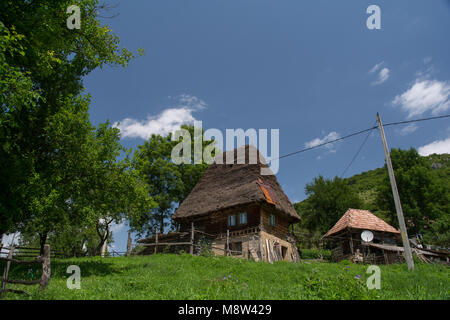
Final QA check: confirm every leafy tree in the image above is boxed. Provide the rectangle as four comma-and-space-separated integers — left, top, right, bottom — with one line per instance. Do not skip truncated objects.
83, 123, 155, 255
19, 221, 111, 258
376, 148, 449, 245
296, 176, 363, 237
0, 21, 41, 235
17, 96, 97, 252
131, 125, 215, 236
17, 117, 155, 254
0, 1, 145, 251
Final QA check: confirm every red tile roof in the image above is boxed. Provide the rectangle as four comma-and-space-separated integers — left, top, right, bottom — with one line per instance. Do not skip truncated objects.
323, 209, 400, 238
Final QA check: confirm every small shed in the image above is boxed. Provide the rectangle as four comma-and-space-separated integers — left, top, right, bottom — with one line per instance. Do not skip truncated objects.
322, 209, 403, 264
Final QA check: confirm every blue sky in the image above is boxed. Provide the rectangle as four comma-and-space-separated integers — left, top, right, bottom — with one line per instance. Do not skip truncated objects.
78, 0, 450, 252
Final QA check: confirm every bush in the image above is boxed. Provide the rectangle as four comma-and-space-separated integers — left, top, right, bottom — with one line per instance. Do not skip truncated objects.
300, 248, 331, 260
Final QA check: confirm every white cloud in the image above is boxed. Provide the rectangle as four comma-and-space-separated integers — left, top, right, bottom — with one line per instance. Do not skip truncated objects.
369, 62, 384, 74
114, 95, 206, 140
418, 136, 450, 156
305, 131, 341, 153
372, 68, 390, 85
392, 79, 450, 118
110, 222, 125, 233
369, 62, 390, 85
396, 123, 418, 136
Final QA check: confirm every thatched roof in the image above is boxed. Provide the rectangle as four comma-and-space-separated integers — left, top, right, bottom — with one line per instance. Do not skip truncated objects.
172, 145, 300, 221
323, 209, 400, 238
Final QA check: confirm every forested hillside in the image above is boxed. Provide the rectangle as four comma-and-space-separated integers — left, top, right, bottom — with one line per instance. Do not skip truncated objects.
294, 151, 449, 248
346, 153, 449, 210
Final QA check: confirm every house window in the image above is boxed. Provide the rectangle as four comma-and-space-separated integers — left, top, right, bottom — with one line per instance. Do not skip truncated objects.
228, 215, 236, 227
239, 212, 247, 225
269, 214, 276, 226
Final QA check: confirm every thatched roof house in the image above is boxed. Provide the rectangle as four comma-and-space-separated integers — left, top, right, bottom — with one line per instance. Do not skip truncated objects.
173, 145, 299, 222
171, 145, 301, 262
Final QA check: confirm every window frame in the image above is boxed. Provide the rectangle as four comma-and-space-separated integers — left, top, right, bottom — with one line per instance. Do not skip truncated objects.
228, 214, 236, 227
238, 212, 247, 225
269, 214, 276, 227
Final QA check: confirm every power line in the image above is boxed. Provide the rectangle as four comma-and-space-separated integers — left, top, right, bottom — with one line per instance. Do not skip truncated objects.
277, 126, 376, 160
383, 114, 450, 127
340, 120, 377, 178
276, 114, 450, 161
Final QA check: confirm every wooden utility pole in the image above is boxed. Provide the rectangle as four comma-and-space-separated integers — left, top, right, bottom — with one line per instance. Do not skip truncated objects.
377, 113, 414, 271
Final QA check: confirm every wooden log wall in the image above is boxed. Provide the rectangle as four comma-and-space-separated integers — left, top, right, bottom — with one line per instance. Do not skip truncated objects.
178, 204, 261, 235
259, 207, 290, 240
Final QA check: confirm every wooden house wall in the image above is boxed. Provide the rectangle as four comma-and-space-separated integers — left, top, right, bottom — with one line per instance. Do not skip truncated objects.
328, 229, 404, 264
206, 205, 260, 234
330, 229, 401, 256
176, 204, 293, 242
178, 204, 261, 235
211, 231, 299, 262
260, 206, 290, 240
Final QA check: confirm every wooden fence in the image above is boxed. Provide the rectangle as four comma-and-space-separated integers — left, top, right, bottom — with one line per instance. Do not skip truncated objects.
136, 224, 244, 256
0, 245, 51, 296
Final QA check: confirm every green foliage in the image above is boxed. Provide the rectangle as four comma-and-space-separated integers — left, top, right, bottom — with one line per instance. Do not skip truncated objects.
300, 249, 331, 260
376, 148, 449, 246
294, 150, 449, 248
292, 223, 324, 249
1, 255, 448, 300
0, 1, 151, 252
19, 222, 110, 257
295, 175, 363, 238
131, 125, 215, 235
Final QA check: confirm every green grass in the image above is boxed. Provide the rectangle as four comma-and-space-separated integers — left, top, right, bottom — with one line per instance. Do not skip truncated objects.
1, 254, 449, 300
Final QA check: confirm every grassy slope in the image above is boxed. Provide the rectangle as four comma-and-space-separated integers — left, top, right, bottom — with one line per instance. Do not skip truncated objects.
2, 254, 449, 300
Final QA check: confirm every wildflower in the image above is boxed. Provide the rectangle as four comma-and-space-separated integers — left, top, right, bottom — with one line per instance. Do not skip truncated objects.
356, 275, 361, 280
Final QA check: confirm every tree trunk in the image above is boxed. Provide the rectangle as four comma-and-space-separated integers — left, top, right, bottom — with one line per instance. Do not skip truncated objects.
160, 213, 164, 234
39, 231, 48, 255
96, 225, 110, 256
126, 231, 132, 257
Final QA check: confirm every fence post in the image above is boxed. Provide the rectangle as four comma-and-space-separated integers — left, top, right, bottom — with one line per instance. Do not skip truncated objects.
40, 244, 50, 288
154, 228, 159, 254
1, 245, 15, 292
226, 229, 230, 256
190, 222, 194, 255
